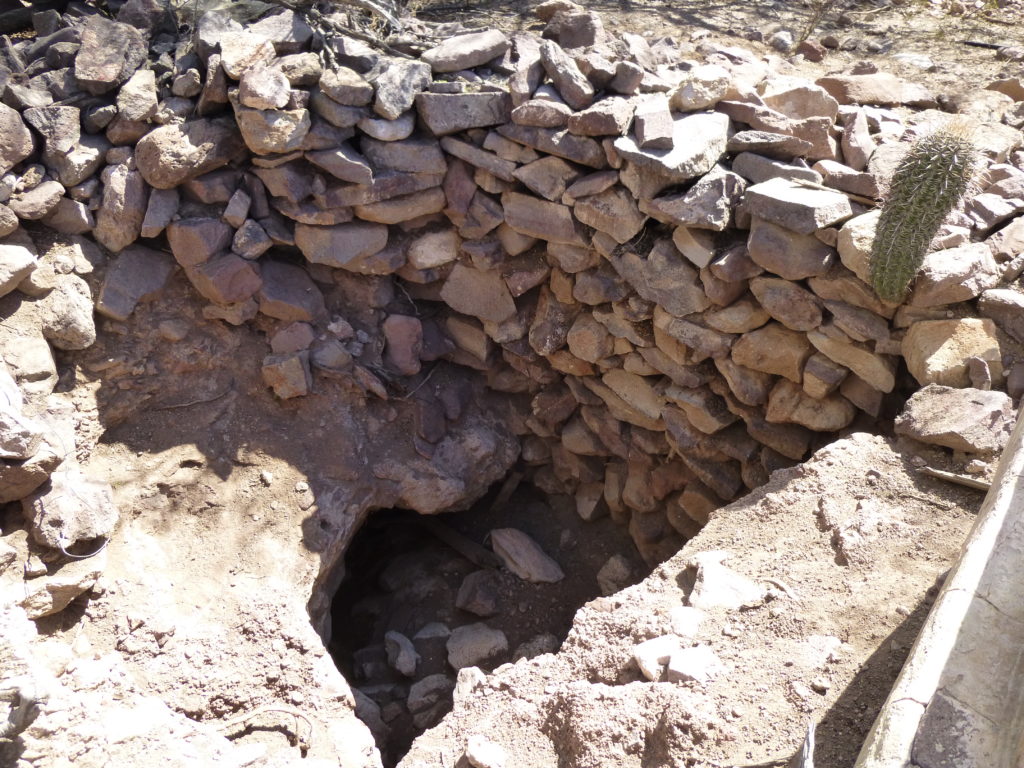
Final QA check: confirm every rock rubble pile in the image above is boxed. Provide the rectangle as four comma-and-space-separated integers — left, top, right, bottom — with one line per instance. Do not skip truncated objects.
3, 0, 1024, 569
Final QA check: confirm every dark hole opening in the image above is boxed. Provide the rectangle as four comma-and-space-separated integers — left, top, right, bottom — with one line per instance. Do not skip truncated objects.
328, 478, 650, 767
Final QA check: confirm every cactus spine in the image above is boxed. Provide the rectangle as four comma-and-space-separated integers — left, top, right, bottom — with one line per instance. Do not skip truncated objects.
869, 122, 980, 303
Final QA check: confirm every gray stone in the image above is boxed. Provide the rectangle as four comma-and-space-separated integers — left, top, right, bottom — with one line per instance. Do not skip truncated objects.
39, 197, 91, 235
669, 64, 730, 111
446, 623, 508, 670
7, 181, 65, 221
0, 204, 17, 238
319, 66, 373, 106
223, 189, 251, 228
642, 166, 745, 232
539, 40, 594, 110
766, 378, 856, 432
246, 7, 312, 53
497, 123, 606, 168
36, 273, 96, 350
511, 99, 572, 128
25, 465, 118, 549
566, 97, 634, 137
43, 134, 107, 188
726, 130, 813, 159
219, 30, 276, 79
22, 106, 79, 154
633, 94, 673, 150
0, 232, 37, 297
382, 314, 423, 376
613, 112, 730, 197
374, 59, 432, 120
807, 329, 896, 393
979, 288, 1024, 344
232, 219, 273, 260
816, 73, 936, 107
309, 90, 365, 128
512, 154, 577, 199
732, 322, 812, 382
731, 152, 823, 185
96, 244, 174, 320
910, 243, 1000, 307
502, 191, 584, 245
362, 136, 446, 174
609, 238, 710, 317
239, 66, 291, 110
748, 217, 835, 280
94, 166, 147, 252
74, 15, 146, 94
573, 186, 646, 244
354, 187, 445, 224
407, 673, 454, 717
358, 111, 416, 141
117, 68, 158, 121
0, 401, 43, 461
895, 384, 1014, 453
384, 630, 420, 677
903, 318, 1002, 388
422, 29, 510, 73
745, 177, 853, 234
416, 92, 512, 136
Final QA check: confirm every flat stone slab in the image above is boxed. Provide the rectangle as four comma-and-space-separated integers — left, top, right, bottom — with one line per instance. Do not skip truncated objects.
502, 191, 586, 246
895, 384, 1015, 453
421, 29, 510, 73
416, 92, 512, 136
96, 245, 175, 321
613, 112, 730, 193
744, 176, 853, 235
295, 221, 389, 270
440, 263, 517, 324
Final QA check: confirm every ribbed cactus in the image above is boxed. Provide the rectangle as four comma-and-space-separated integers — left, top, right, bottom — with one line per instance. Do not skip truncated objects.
869, 122, 980, 303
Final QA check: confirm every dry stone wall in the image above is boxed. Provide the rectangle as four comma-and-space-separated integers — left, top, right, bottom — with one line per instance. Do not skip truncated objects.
2, 0, 1024, 566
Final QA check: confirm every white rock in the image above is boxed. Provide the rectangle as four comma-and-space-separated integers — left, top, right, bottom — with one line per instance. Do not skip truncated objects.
686, 551, 765, 611
669, 64, 731, 111
666, 645, 725, 685
466, 733, 508, 768
670, 606, 706, 638
632, 634, 681, 681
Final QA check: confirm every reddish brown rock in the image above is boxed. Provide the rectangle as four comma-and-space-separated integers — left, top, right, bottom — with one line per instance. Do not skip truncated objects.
383, 315, 424, 376
186, 253, 262, 305
258, 260, 325, 323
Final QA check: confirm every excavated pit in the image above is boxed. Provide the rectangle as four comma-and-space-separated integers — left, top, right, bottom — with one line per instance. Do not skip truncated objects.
328, 479, 649, 766
3, 2, 1024, 767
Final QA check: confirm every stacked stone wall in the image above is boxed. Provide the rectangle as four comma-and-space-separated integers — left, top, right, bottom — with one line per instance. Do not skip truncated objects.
3, 0, 1024, 564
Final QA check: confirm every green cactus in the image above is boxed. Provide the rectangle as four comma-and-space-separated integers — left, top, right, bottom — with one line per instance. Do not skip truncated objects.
869, 122, 980, 303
